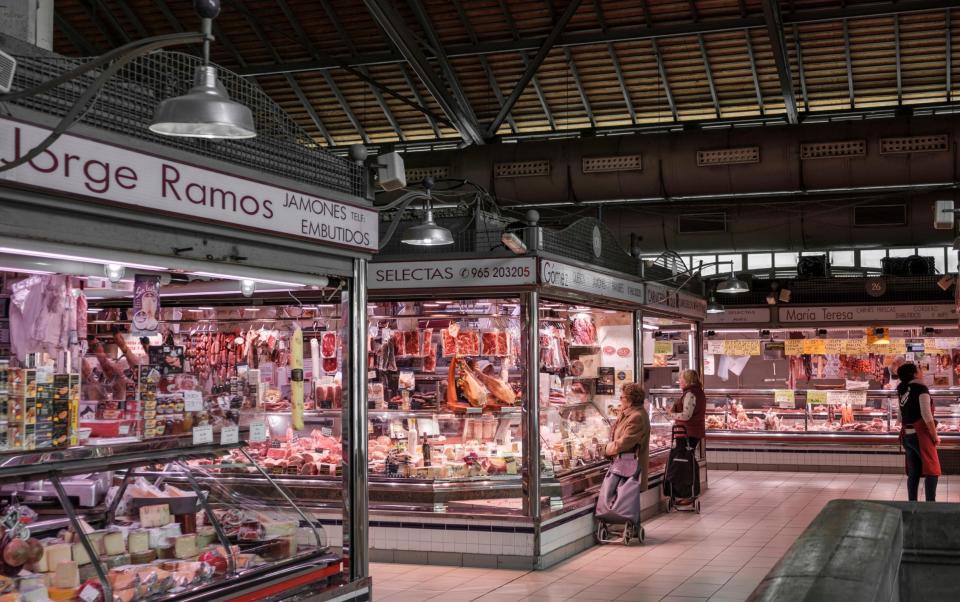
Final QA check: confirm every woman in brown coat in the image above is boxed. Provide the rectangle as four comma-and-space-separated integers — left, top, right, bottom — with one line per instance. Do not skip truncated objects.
604, 383, 651, 489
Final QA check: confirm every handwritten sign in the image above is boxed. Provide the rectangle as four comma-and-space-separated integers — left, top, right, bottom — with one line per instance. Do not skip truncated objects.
842, 339, 867, 354
248, 420, 267, 443
802, 339, 826, 355
654, 341, 674, 355
183, 390, 203, 412
823, 339, 843, 355
705, 340, 725, 355
827, 390, 868, 407
724, 340, 761, 356
192, 424, 213, 445
220, 425, 239, 445
774, 390, 795, 409
784, 340, 804, 356
806, 390, 828, 404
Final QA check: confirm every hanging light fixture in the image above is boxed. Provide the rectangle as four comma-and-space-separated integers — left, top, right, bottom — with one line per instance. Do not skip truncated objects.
149, 1, 255, 139
240, 279, 256, 297
401, 196, 454, 246
706, 296, 725, 314
716, 270, 749, 294
103, 263, 125, 283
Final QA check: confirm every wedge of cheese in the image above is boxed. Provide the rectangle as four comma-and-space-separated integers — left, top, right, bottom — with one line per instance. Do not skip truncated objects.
45, 543, 72, 570
173, 535, 197, 560
52, 561, 79, 589
71, 542, 91, 566
127, 530, 149, 555
139, 504, 171, 528
103, 531, 125, 556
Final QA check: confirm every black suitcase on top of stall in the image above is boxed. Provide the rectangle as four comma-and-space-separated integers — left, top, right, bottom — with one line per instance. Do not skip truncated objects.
662, 443, 700, 499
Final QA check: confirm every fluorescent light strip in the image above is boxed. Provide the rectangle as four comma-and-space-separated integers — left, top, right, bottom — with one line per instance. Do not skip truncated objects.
158, 288, 293, 297
0, 247, 168, 271
0, 265, 55, 275
191, 271, 307, 288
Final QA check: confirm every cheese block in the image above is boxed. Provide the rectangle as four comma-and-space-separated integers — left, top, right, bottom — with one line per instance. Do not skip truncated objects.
45, 543, 72, 570
262, 520, 297, 539
195, 526, 216, 548
173, 535, 197, 559
47, 586, 77, 602
139, 504, 171, 528
86, 532, 106, 556
71, 542, 91, 565
147, 527, 166, 549
102, 554, 130, 570
156, 544, 175, 560
127, 530, 149, 555
21, 585, 49, 602
103, 531, 125, 556
52, 560, 80, 589
129, 550, 157, 564
28, 545, 49, 573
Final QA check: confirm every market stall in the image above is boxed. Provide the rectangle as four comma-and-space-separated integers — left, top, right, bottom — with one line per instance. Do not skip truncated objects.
0, 61, 375, 600
654, 291, 960, 474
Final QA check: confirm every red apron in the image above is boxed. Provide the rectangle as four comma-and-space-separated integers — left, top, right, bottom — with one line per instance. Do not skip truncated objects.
901, 420, 942, 477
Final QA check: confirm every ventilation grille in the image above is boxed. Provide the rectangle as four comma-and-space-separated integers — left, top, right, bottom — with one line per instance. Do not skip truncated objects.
879, 135, 949, 154
854, 204, 907, 226
697, 146, 760, 166
0, 50, 14, 94
800, 140, 866, 160
678, 212, 726, 233
582, 154, 642, 173
405, 166, 449, 182
495, 160, 551, 178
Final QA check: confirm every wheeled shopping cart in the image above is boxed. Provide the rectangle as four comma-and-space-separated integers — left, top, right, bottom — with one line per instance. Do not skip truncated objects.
594, 447, 645, 545
663, 425, 701, 514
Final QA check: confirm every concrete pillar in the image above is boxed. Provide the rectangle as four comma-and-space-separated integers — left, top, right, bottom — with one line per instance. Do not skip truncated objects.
0, 1, 54, 51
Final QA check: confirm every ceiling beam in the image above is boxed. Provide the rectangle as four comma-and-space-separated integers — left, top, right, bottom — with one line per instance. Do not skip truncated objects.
236, 0, 960, 77
894, 15, 902, 104
486, 0, 583, 138
87, 0, 131, 44
947, 9, 953, 102
564, 48, 595, 128
842, 19, 856, 109
697, 34, 721, 119
451, 0, 518, 134
496, 0, 556, 133
744, 30, 765, 115
400, 64, 442, 139
408, 0, 480, 135
54, 12, 98, 55
596, 2, 636, 125
151, 0, 184, 32
362, 0, 485, 145
762, 0, 799, 124
287, 74, 336, 146
113, 1, 149, 39
651, 39, 678, 122
321, 71, 370, 144
793, 24, 809, 111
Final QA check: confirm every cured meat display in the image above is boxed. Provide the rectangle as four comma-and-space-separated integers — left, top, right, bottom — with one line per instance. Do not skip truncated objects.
441, 329, 457, 357
455, 331, 480, 356
570, 315, 597, 346
320, 332, 338, 358
403, 330, 421, 357
481, 331, 498, 356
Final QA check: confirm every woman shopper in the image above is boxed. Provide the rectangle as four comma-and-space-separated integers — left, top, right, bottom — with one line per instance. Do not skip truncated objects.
670, 369, 707, 452
897, 363, 941, 501
604, 383, 650, 489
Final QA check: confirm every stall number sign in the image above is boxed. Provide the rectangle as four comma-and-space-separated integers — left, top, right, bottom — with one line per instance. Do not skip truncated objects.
774, 390, 795, 409
0, 117, 378, 251
368, 258, 536, 289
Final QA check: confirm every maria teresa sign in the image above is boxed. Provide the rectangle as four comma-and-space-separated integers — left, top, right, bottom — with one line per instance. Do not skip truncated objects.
0, 118, 378, 252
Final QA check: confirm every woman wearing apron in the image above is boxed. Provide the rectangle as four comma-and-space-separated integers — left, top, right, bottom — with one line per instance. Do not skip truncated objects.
897, 363, 940, 501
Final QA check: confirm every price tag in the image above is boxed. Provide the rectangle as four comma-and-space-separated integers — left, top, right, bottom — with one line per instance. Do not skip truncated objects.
653, 341, 673, 355
802, 339, 826, 355
827, 390, 868, 407
79, 584, 100, 602
705, 340, 725, 355
784, 340, 804, 356
723, 340, 761, 356
842, 339, 867, 354
220, 425, 239, 445
249, 420, 267, 442
183, 390, 204, 412
192, 425, 213, 445
774, 390, 795, 409
321, 426, 333, 437
823, 339, 843, 355
549, 496, 563, 510
432, 503, 447, 513
466, 407, 482, 414
806, 390, 828, 404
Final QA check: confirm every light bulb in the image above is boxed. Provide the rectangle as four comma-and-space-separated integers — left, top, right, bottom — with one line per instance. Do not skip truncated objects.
240, 279, 256, 297
104, 263, 125, 283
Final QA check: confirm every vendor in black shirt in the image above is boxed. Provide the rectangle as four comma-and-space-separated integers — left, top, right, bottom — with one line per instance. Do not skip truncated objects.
897, 363, 941, 502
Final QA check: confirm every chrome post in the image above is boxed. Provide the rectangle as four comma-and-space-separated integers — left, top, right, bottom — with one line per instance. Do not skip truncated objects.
522, 291, 541, 523
346, 258, 370, 581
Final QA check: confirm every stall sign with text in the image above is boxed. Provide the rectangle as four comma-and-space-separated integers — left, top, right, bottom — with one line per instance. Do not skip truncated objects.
779, 304, 956, 324
0, 117, 377, 251
368, 257, 537, 290
539, 259, 646, 305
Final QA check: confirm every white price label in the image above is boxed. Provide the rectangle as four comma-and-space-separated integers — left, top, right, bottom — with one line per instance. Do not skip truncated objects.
183, 390, 204, 412
249, 420, 267, 442
320, 426, 332, 437
220, 425, 239, 445
192, 425, 214, 445
79, 585, 100, 602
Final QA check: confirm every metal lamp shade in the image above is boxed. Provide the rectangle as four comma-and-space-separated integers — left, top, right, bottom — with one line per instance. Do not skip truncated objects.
716, 273, 749, 294
401, 209, 454, 246
706, 297, 725, 314
150, 66, 256, 139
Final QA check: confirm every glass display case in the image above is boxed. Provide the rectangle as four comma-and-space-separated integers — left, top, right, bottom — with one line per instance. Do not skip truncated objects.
0, 440, 341, 602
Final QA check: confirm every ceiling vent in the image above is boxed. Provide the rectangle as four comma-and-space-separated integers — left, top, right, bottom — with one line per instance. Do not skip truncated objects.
582, 154, 642, 173
696, 146, 760, 166
405, 166, 449, 182
800, 140, 866, 160
854, 204, 907, 227
494, 159, 551, 178
879, 134, 949, 155
678, 212, 727, 233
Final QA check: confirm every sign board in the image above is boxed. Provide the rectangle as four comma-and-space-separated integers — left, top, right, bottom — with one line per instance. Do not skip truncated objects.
644, 282, 707, 320
826, 390, 868, 407
723, 340, 762, 356
774, 390, 795, 409
368, 257, 536, 290
540, 259, 646, 305
806, 390, 828, 404
653, 341, 673, 355
0, 118, 378, 251
779, 304, 956, 324
705, 307, 771, 325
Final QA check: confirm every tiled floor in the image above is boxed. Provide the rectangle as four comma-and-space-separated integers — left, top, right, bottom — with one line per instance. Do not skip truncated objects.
371, 470, 960, 601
